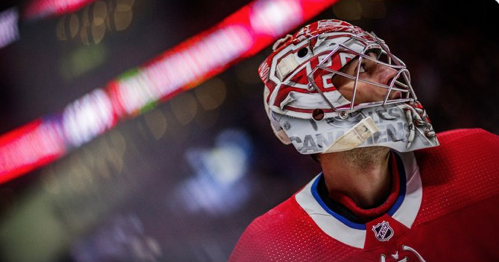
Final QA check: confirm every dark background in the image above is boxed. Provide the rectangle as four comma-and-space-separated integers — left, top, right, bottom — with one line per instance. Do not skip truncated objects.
0, 0, 497, 261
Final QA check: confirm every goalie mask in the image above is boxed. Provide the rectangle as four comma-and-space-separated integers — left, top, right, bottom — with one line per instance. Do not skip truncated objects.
259, 19, 439, 154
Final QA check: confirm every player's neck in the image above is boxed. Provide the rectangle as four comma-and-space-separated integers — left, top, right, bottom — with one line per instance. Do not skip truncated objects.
319, 147, 392, 209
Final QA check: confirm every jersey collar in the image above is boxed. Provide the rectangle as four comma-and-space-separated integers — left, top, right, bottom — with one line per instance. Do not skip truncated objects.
295, 151, 422, 248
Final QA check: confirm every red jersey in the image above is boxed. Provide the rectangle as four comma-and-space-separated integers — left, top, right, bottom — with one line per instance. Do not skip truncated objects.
230, 129, 499, 262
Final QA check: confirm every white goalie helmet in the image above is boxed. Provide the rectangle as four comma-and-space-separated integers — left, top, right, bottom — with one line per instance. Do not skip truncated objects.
259, 19, 439, 154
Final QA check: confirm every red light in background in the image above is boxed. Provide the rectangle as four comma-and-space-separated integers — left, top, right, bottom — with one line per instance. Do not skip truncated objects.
24, 0, 98, 20
0, 0, 340, 184
0, 120, 66, 184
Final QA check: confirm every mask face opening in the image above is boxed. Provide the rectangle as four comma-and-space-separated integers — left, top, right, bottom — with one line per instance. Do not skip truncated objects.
307, 35, 416, 112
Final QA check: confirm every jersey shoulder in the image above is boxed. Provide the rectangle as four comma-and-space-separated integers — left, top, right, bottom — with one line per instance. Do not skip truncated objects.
230, 191, 354, 261
434, 128, 499, 145
415, 128, 499, 172
229, 196, 301, 261
413, 128, 499, 225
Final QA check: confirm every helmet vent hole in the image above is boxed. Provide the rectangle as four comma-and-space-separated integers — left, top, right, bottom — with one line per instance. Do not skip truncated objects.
312, 109, 325, 121
297, 48, 309, 58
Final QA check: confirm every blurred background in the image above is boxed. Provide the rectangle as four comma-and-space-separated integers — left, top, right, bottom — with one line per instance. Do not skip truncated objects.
0, 0, 497, 261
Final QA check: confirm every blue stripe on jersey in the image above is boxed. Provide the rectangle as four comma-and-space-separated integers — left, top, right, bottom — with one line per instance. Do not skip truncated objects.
311, 174, 367, 230
310, 151, 407, 230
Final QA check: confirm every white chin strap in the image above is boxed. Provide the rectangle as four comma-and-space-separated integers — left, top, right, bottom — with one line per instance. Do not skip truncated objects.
323, 117, 379, 153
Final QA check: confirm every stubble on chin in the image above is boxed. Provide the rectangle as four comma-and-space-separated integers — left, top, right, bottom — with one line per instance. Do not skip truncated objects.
339, 146, 390, 170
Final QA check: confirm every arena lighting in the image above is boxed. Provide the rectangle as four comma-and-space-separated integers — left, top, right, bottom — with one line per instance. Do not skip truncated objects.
0, 119, 66, 184
24, 0, 98, 20
0, 8, 20, 49
0, 0, 340, 184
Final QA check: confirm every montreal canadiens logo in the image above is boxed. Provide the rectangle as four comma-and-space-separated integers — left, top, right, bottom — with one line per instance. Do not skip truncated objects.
372, 221, 394, 242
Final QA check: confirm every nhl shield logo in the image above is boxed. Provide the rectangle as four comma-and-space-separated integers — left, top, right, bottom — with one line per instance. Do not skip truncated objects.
372, 221, 394, 242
